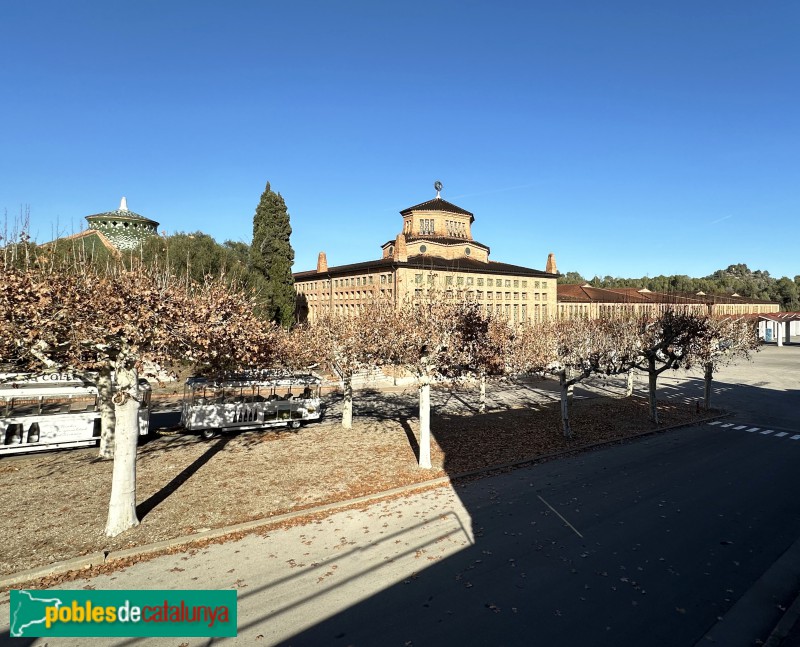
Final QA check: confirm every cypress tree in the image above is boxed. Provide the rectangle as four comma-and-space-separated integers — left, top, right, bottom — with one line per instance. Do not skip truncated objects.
250, 182, 296, 326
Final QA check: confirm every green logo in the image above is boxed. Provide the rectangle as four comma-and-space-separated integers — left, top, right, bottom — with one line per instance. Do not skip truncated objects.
9, 590, 237, 637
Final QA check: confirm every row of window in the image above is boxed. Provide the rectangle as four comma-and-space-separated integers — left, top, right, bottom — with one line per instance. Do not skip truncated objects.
411, 288, 548, 301
415, 275, 546, 289
297, 275, 394, 292
556, 303, 708, 317
444, 220, 467, 238
299, 275, 550, 293
304, 290, 393, 301
306, 302, 550, 322
419, 218, 435, 235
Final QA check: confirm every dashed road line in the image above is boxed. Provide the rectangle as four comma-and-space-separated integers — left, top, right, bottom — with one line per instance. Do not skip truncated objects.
712, 421, 800, 442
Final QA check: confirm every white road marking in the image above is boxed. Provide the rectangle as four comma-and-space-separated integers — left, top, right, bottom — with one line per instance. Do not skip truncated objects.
745, 427, 760, 432
538, 495, 584, 539
791, 435, 800, 440
720, 423, 734, 428
775, 432, 789, 438
733, 425, 747, 430
708, 421, 722, 426
760, 430, 774, 435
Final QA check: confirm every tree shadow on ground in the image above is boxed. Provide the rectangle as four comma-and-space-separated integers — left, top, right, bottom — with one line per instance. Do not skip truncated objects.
136, 434, 231, 520
265, 377, 800, 647
6, 371, 799, 645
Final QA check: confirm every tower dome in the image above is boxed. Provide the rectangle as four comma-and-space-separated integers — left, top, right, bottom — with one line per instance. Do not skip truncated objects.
85, 197, 160, 251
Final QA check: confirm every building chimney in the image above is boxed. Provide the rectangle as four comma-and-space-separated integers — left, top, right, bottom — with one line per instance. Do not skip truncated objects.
546, 252, 558, 274
393, 233, 408, 262
316, 251, 328, 273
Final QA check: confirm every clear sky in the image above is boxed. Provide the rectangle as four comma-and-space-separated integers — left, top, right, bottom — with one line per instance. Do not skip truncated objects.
2, 1, 798, 281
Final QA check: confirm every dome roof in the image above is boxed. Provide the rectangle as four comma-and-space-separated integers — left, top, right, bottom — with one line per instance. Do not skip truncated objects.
86, 197, 159, 227
400, 196, 474, 222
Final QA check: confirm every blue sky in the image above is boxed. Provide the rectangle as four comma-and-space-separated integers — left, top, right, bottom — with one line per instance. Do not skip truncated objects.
1, 2, 798, 281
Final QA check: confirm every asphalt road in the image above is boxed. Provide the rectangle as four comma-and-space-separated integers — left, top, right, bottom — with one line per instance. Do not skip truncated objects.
2, 345, 798, 646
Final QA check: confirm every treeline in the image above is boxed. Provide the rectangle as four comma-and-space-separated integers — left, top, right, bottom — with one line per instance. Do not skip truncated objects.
558, 264, 800, 311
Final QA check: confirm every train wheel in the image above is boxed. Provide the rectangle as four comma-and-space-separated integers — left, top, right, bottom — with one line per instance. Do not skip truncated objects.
200, 428, 218, 440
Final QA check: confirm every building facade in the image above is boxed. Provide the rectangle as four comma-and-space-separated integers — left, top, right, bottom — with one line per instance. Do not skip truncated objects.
294, 190, 559, 323
556, 284, 780, 318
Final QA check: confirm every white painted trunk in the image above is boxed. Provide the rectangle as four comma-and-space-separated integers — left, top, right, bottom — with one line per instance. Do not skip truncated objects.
97, 369, 115, 459
479, 373, 486, 414
342, 376, 353, 429
625, 369, 634, 397
419, 381, 432, 469
559, 371, 572, 439
105, 366, 140, 537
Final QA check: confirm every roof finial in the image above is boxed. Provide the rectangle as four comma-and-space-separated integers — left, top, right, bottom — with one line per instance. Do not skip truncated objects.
119, 196, 128, 212
434, 180, 442, 199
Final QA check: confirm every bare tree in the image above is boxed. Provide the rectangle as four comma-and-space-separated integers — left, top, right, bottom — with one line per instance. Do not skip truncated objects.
691, 316, 760, 410
445, 303, 511, 414
388, 296, 465, 469
630, 309, 711, 423
313, 300, 396, 428
1, 256, 273, 536
547, 317, 640, 438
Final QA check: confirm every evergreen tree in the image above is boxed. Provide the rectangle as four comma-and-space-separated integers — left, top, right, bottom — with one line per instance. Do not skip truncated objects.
250, 182, 296, 326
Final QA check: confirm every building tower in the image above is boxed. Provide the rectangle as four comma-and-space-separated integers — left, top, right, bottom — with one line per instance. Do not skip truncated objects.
85, 197, 160, 251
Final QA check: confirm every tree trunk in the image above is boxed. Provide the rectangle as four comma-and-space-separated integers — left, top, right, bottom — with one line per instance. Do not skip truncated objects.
479, 373, 486, 414
625, 369, 634, 398
105, 366, 140, 537
648, 358, 659, 424
97, 368, 115, 459
419, 379, 432, 468
703, 363, 713, 410
565, 367, 574, 406
559, 370, 573, 439
342, 375, 353, 429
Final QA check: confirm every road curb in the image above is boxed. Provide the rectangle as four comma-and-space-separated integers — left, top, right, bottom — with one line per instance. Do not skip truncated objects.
764, 589, 800, 647
0, 411, 727, 591
695, 533, 800, 647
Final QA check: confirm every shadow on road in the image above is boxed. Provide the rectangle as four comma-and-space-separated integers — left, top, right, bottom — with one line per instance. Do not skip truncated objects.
269, 377, 800, 646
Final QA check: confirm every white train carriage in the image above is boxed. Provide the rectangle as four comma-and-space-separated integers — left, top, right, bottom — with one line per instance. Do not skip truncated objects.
181, 372, 323, 439
0, 373, 151, 456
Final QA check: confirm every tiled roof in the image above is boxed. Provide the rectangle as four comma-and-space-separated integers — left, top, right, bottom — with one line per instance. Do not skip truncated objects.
294, 256, 552, 280
86, 208, 158, 225
400, 197, 474, 218
42, 229, 121, 257
557, 284, 781, 306
667, 290, 780, 305
557, 285, 651, 303
382, 235, 490, 251
758, 312, 800, 321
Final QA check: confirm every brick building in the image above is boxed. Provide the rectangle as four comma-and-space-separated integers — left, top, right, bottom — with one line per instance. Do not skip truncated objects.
294, 188, 559, 323
556, 284, 780, 319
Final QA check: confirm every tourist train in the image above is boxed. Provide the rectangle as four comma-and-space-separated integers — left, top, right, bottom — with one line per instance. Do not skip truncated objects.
0, 373, 151, 455
180, 371, 323, 439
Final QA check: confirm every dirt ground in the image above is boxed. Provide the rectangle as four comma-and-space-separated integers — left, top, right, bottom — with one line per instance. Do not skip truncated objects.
0, 392, 717, 578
